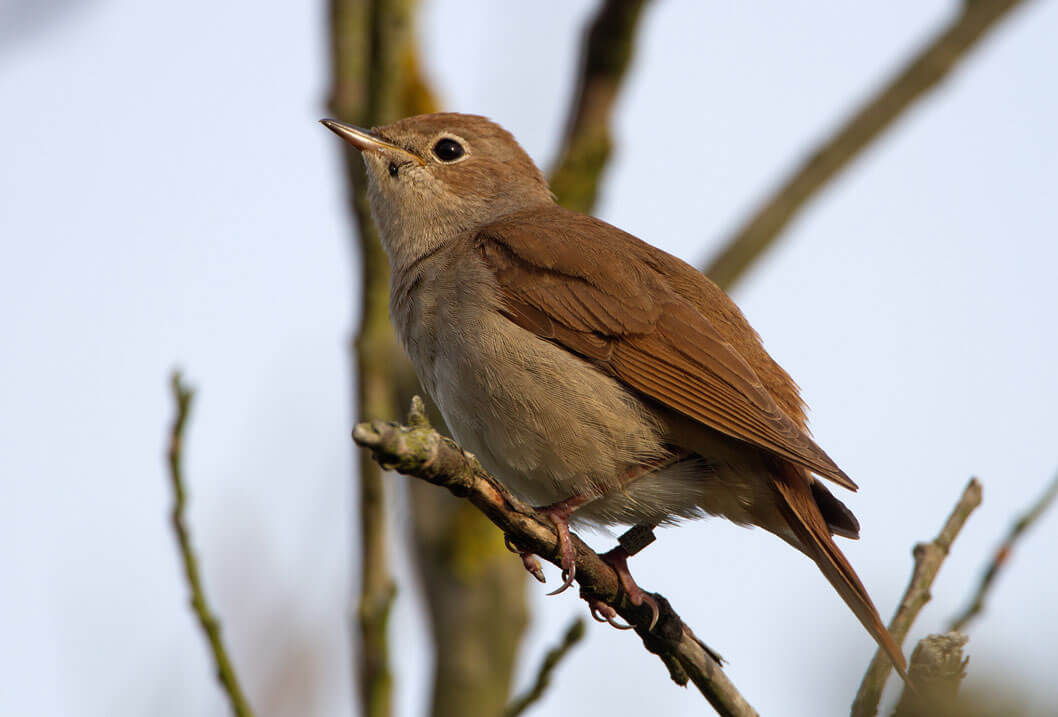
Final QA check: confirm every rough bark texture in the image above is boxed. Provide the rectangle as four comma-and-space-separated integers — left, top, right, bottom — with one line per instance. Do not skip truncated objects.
891, 632, 969, 717
704, 0, 1027, 291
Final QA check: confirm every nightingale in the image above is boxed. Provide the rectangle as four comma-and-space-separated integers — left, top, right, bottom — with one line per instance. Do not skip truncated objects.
322, 112, 907, 678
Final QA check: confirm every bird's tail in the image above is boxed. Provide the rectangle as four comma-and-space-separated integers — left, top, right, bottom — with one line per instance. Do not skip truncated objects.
772, 463, 909, 683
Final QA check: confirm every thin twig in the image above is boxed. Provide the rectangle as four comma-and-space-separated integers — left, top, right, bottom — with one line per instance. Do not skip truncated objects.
504, 618, 587, 717
549, 0, 652, 213
166, 372, 255, 717
851, 478, 982, 717
949, 471, 1058, 633
354, 397, 759, 717
704, 0, 1027, 291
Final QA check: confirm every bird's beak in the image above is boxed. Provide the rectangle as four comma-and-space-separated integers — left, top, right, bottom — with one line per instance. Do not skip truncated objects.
319, 119, 423, 164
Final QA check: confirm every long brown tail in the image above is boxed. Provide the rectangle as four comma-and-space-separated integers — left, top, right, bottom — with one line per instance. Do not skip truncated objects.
772, 463, 909, 682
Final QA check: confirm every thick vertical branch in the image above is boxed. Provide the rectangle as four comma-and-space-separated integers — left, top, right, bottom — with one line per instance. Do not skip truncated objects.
704, 0, 1027, 291
550, 0, 652, 212
329, 4, 532, 716
327, 2, 419, 716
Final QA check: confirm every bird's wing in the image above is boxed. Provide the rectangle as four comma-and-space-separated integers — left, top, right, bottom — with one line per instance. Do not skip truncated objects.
474, 208, 855, 490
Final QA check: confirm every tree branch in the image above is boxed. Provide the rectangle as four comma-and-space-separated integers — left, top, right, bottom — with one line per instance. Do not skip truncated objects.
549, 0, 652, 213
851, 478, 983, 717
704, 0, 1027, 291
328, 1, 434, 715
891, 632, 969, 717
504, 618, 586, 717
949, 470, 1058, 633
353, 397, 759, 717
166, 372, 255, 717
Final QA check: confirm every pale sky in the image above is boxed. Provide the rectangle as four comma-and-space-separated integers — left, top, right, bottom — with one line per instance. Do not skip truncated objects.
2, 1, 1057, 716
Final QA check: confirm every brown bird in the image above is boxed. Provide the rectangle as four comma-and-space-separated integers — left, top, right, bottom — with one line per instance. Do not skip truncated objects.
322, 112, 908, 678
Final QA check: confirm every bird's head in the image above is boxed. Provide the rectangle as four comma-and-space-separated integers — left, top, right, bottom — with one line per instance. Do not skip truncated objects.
322, 113, 553, 268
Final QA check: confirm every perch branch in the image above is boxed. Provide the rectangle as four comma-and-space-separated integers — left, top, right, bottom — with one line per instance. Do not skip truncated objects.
549, 0, 652, 213
851, 478, 982, 717
949, 470, 1058, 632
504, 618, 586, 717
353, 397, 759, 717
704, 0, 1027, 291
166, 372, 255, 717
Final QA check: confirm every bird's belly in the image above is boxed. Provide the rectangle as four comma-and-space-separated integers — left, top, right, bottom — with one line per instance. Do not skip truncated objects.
420, 310, 666, 513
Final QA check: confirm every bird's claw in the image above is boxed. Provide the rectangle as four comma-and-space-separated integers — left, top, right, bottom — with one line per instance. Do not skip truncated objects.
589, 600, 633, 630
504, 534, 547, 583
602, 546, 660, 631
522, 554, 546, 583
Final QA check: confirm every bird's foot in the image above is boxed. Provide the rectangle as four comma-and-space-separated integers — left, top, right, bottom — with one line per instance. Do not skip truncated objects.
587, 598, 633, 630
600, 545, 660, 631
504, 494, 589, 592
503, 535, 545, 583
536, 496, 588, 595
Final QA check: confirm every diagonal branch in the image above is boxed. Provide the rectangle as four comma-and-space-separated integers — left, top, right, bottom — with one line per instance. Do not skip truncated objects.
503, 618, 586, 717
166, 372, 255, 717
949, 470, 1058, 633
851, 478, 982, 717
353, 397, 759, 717
704, 0, 1027, 291
550, 0, 653, 213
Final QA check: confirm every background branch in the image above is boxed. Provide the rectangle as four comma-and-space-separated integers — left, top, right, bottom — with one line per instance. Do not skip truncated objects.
549, 0, 652, 212
166, 372, 254, 717
328, 2, 422, 715
353, 398, 759, 717
329, 3, 534, 715
949, 470, 1058, 633
704, 0, 1026, 291
851, 478, 982, 717
504, 618, 586, 717
891, 632, 969, 717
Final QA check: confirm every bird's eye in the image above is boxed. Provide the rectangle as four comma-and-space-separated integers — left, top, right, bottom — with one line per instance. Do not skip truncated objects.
388, 161, 399, 178
432, 138, 465, 162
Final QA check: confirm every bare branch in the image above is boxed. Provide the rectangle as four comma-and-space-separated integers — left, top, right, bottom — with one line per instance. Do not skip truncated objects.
504, 618, 586, 717
704, 0, 1027, 291
949, 470, 1058, 633
328, 1, 438, 714
166, 372, 255, 717
891, 632, 969, 717
353, 397, 759, 717
851, 479, 982, 717
549, 0, 652, 213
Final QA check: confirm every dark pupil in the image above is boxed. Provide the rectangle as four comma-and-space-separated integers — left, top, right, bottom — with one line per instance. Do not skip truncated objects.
433, 138, 464, 162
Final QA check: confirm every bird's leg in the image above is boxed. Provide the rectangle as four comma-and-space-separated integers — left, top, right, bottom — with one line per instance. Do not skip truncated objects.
586, 524, 662, 631
504, 493, 591, 593
537, 494, 590, 595
508, 452, 691, 597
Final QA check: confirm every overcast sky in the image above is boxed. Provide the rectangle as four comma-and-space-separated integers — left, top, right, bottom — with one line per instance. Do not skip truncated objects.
2, 1, 1057, 716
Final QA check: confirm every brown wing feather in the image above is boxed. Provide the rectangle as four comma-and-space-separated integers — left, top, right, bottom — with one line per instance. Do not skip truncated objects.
475, 207, 856, 491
